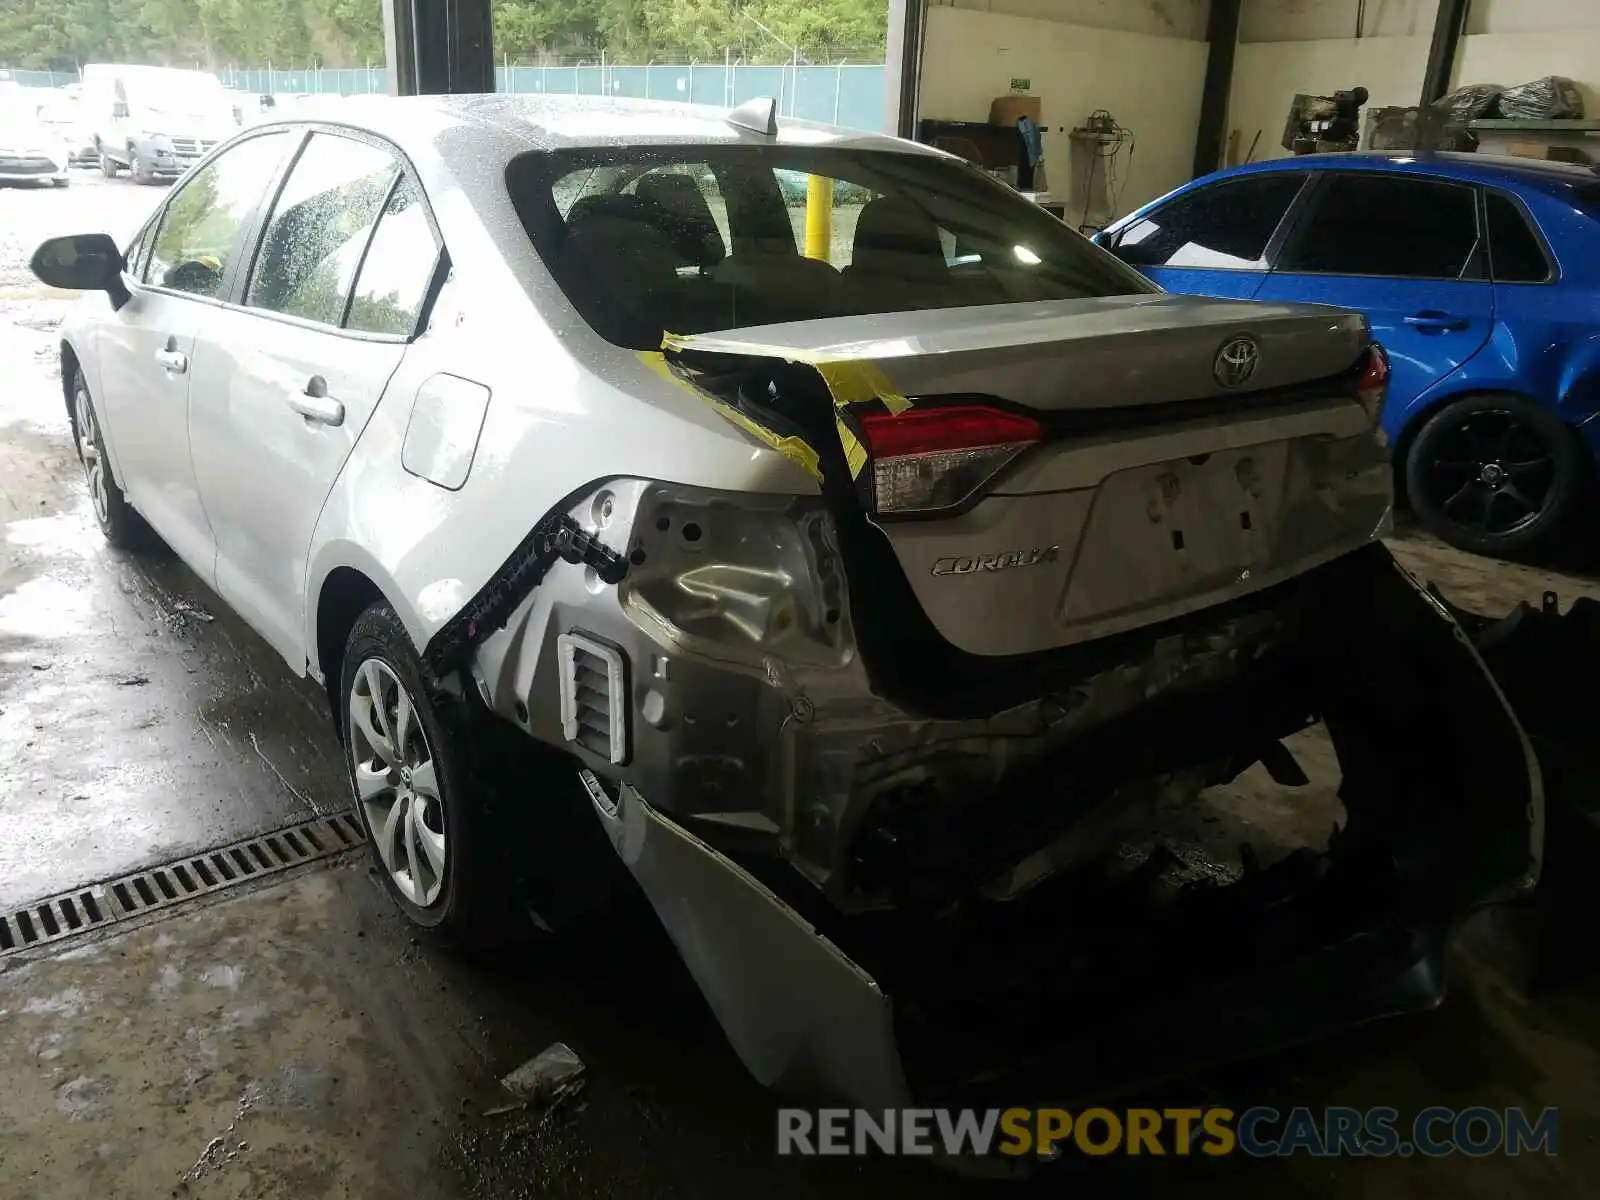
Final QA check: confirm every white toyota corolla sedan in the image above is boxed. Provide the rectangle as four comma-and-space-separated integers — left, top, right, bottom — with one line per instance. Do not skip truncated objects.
31, 94, 1539, 1109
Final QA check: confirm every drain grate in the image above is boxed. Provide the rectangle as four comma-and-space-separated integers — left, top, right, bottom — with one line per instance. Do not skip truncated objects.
0, 811, 366, 958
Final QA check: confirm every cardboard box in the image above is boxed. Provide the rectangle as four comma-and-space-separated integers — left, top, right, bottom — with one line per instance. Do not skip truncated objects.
989, 94, 1041, 128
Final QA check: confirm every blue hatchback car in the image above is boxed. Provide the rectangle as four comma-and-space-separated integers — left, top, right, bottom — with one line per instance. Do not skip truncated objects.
1093, 152, 1600, 556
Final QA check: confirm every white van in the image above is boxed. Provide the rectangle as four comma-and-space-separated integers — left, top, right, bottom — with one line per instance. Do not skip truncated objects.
81, 63, 240, 183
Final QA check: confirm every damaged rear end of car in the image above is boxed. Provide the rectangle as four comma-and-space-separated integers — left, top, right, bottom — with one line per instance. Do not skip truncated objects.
430, 135, 1543, 1117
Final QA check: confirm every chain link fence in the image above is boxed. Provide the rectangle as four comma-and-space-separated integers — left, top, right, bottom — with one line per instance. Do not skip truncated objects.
5, 59, 889, 132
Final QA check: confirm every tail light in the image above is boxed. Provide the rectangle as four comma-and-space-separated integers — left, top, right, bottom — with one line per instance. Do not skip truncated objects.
1356, 343, 1390, 423
856, 403, 1041, 517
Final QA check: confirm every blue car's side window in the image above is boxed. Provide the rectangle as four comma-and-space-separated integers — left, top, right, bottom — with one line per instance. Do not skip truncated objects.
1107, 174, 1305, 271
1276, 174, 1478, 280
1483, 190, 1553, 283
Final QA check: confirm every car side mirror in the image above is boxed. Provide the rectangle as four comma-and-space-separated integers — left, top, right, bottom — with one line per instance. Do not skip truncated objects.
112, 100, 129, 118
30, 234, 132, 310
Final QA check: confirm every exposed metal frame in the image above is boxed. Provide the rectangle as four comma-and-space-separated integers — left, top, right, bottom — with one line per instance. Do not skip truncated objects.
1192, 0, 1242, 179
383, 0, 495, 97
1420, 0, 1470, 106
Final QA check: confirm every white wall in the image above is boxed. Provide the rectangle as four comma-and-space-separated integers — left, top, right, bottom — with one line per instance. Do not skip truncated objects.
1241, 0, 1434, 42
1229, 0, 1600, 163
918, 6, 1209, 224
1468, 0, 1600, 35
930, 0, 1210, 41
1228, 35, 1431, 161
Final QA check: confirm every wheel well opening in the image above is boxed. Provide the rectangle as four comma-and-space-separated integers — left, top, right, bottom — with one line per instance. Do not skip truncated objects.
316, 567, 386, 719
61, 342, 80, 432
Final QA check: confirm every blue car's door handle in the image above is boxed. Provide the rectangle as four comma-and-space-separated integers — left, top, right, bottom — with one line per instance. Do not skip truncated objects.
1403, 311, 1471, 331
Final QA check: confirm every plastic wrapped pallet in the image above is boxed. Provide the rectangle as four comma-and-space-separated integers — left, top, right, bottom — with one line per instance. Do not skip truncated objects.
1497, 77, 1585, 121
1431, 83, 1504, 123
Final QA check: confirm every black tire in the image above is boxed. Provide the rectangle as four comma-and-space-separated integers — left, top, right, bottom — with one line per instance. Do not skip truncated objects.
1404, 392, 1586, 557
98, 147, 119, 178
129, 144, 156, 185
337, 602, 611, 951
70, 369, 151, 551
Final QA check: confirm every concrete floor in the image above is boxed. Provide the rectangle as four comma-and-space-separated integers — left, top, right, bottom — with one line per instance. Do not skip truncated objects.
3, 172, 1599, 1198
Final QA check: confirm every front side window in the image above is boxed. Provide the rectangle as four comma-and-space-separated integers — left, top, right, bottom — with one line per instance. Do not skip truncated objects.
1278, 173, 1479, 279
1111, 174, 1306, 270
245, 133, 400, 327
510, 146, 1155, 350
148, 131, 294, 297
124, 219, 156, 281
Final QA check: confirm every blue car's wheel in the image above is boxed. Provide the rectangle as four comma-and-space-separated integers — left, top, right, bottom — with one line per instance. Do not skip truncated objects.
1405, 392, 1585, 557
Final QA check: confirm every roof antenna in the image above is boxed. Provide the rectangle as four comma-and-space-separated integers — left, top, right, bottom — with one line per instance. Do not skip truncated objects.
725, 96, 778, 137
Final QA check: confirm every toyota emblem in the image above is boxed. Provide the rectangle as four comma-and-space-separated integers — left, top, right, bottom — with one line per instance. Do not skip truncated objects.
1213, 334, 1260, 389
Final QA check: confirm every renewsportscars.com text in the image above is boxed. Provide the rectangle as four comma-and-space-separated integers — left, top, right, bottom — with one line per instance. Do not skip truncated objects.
777, 1105, 1560, 1159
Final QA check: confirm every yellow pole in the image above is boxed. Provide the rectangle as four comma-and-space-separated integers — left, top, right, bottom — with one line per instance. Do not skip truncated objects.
804, 174, 834, 261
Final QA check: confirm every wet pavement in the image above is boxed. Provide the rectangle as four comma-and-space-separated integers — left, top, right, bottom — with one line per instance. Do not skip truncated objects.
2, 171, 1600, 1198
0, 173, 343, 907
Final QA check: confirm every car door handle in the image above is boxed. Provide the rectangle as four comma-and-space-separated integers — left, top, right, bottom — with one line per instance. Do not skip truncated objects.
154, 347, 188, 373
289, 376, 345, 427
1403, 312, 1470, 331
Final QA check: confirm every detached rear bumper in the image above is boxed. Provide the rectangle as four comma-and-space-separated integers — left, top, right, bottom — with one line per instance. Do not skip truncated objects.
581, 546, 1542, 1111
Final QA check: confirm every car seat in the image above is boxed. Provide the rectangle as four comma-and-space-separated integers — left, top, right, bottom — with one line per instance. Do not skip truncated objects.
842, 195, 959, 311
559, 193, 683, 348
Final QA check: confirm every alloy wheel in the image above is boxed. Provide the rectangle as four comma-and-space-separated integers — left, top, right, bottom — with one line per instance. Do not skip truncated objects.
348, 658, 448, 908
1419, 407, 1556, 538
73, 384, 109, 527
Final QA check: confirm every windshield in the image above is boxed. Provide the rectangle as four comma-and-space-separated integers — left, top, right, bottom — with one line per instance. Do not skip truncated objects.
508, 145, 1156, 350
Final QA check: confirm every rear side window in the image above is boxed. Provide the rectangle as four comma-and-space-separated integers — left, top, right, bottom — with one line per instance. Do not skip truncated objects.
508, 145, 1156, 350
1485, 190, 1550, 283
245, 132, 400, 327
1110, 174, 1305, 270
344, 175, 441, 336
1278, 174, 1478, 279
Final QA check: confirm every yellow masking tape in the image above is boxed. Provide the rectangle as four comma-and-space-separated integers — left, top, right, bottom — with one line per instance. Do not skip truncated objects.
814, 360, 912, 414
656, 335, 903, 482
835, 416, 869, 480
639, 351, 823, 480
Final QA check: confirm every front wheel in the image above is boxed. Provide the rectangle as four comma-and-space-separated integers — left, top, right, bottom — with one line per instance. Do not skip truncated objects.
1404, 393, 1586, 557
98, 147, 119, 178
71, 369, 150, 550
128, 145, 157, 185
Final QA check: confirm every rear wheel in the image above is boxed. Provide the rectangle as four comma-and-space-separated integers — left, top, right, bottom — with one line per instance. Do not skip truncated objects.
1404, 392, 1585, 557
98, 146, 119, 178
338, 602, 621, 948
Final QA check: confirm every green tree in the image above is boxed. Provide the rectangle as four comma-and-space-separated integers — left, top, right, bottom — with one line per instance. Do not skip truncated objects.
0, 0, 885, 70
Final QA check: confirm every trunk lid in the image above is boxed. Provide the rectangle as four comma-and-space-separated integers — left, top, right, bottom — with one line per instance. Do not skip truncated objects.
666, 293, 1370, 412
664, 294, 1390, 665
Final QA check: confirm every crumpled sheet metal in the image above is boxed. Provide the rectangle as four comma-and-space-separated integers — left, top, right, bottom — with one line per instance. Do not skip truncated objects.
581, 771, 912, 1109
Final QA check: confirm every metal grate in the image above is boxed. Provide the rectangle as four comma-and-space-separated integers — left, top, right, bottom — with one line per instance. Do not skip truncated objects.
0, 812, 365, 959
557, 631, 629, 765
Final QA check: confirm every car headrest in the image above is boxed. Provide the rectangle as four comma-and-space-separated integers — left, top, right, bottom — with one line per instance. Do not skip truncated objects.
561, 193, 682, 347
633, 173, 726, 267
849, 195, 949, 282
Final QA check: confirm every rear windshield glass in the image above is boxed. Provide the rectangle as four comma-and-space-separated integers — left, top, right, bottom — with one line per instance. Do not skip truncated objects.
507, 146, 1156, 349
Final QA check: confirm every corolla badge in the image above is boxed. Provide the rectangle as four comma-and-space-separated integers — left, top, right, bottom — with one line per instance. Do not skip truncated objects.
1213, 334, 1260, 388
931, 546, 1060, 576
